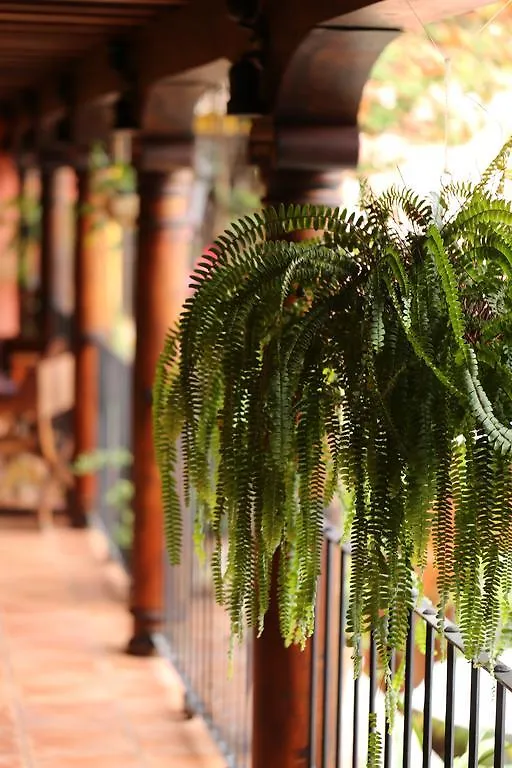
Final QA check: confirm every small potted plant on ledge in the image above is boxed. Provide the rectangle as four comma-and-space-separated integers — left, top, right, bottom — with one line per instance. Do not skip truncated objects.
89, 143, 139, 229
153, 140, 512, 751
104, 163, 138, 229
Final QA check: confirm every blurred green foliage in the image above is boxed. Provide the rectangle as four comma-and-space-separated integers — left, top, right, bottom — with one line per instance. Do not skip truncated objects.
362, 3, 512, 145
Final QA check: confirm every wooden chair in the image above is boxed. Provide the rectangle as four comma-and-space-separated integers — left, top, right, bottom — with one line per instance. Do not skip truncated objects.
8, 336, 70, 385
0, 351, 75, 528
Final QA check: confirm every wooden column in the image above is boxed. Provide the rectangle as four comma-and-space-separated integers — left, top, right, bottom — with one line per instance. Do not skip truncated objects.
39, 164, 61, 345
51, 167, 77, 341
0, 154, 21, 345
17, 164, 40, 341
128, 146, 193, 655
71, 167, 109, 527
252, 125, 348, 768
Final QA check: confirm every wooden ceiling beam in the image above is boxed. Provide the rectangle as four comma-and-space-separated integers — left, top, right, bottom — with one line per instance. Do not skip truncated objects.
0, 3, 154, 14
0, 39, 90, 52
32, 0, 182, 4
0, 11, 151, 24
0, 22, 104, 32
0, 57, 80, 65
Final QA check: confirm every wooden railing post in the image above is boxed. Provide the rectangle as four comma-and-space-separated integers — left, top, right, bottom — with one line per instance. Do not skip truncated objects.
128, 140, 194, 655
71, 166, 109, 527
251, 124, 350, 768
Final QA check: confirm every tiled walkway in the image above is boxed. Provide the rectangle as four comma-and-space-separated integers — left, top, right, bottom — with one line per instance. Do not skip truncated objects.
0, 515, 226, 768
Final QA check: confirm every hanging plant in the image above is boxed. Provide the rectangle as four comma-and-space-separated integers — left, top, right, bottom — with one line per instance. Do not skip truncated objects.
153, 141, 512, 690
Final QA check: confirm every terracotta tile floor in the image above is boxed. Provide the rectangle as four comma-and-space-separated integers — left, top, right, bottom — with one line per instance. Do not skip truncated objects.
0, 515, 226, 768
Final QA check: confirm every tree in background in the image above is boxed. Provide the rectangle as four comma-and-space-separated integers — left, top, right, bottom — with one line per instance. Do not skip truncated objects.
360, 3, 512, 175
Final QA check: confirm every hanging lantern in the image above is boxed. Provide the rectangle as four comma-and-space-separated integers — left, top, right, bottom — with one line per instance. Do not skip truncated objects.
226, 0, 261, 24
113, 92, 139, 134
227, 53, 266, 117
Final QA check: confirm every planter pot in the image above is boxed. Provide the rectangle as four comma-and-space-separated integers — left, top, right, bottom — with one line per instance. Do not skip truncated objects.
106, 192, 139, 228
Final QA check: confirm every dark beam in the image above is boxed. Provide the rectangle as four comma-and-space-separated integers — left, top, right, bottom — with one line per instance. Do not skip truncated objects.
0, 23, 104, 34
0, 11, 153, 24
0, 3, 154, 16
35, 0, 182, 4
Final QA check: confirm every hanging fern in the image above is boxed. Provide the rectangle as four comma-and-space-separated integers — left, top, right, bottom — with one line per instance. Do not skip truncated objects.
153, 140, 512, 691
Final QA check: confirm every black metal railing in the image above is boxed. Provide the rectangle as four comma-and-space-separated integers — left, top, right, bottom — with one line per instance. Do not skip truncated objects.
95, 337, 133, 568
160, 512, 512, 767
312, 524, 512, 768
159, 518, 252, 768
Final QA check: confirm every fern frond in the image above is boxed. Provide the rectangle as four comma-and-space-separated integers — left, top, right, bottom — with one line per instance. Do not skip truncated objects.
153, 147, 512, 733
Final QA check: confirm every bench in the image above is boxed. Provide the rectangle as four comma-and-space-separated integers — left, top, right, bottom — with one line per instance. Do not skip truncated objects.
0, 350, 75, 527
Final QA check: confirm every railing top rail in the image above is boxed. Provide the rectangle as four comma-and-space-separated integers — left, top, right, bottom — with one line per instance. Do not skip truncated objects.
323, 520, 512, 693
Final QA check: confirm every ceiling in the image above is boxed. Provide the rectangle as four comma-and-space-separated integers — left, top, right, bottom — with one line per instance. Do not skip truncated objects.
0, 0, 497, 133
0, 0, 184, 98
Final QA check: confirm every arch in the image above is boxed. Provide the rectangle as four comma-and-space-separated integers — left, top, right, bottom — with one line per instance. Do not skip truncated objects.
260, 24, 397, 171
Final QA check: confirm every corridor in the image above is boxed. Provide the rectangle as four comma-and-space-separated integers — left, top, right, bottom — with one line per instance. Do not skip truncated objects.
0, 515, 224, 768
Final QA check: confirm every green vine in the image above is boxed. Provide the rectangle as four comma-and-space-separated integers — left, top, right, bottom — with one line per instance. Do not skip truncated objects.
153, 140, 512, 700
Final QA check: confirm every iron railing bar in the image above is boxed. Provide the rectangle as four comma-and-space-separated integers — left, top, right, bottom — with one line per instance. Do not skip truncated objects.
207, 577, 214, 721
321, 541, 334, 768
444, 640, 455, 767
468, 664, 481, 768
190, 543, 197, 702
422, 621, 434, 768
402, 611, 414, 768
494, 677, 506, 768
335, 549, 347, 767
369, 632, 377, 766
201, 542, 208, 719
242, 634, 252, 768
352, 675, 360, 768
384, 649, 396, 768
309, 581, 320, 768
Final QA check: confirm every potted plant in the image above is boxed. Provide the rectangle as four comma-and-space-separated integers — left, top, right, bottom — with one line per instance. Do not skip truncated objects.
0, 191, 42, 339
88, 143, 139, 229
104, 163, 139, 229
153, 140, 512, 728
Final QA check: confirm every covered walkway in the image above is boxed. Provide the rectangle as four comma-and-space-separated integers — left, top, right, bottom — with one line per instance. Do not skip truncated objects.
0, 514, 224, 768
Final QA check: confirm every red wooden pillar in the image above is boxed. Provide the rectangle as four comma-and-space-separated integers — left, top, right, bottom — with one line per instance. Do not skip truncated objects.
128, 146, 194, 655
0, 153, 20, 344
252, 162, 343, 768
71, 167, 109, 527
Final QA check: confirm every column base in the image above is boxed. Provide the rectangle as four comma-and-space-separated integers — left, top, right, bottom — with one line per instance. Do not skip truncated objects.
66, 488, 89, 529
126, 630, 157, 657
127, 608, 163, 656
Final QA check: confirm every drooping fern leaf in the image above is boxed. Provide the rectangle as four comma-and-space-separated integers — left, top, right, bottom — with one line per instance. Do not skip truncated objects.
153, 141, 512, 729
